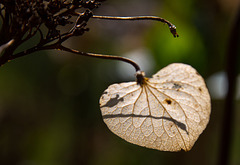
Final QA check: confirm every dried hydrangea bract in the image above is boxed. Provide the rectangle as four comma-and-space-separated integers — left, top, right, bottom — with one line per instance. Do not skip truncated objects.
99, 63, 211, 151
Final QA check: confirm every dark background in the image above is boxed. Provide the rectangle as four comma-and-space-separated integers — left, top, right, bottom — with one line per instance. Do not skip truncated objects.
0, 0, 240, 165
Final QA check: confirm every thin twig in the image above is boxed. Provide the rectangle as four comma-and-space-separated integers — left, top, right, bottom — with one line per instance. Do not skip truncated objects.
10, 45, 42, 60
21, 24, 41, 43
92, 15, 179, 37
56, 45, 142, 72
11, 43, 142, 73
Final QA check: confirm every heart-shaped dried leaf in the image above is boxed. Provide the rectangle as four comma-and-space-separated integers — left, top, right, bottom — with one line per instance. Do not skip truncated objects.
99, 63, 211, 151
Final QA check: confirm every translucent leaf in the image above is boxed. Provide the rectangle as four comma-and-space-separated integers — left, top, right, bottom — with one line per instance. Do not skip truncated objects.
99, 63, 211, 151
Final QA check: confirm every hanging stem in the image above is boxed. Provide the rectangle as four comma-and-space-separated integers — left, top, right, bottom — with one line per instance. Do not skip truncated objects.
51, 44, 142, 72
92, 15, 179, 37
56, 45, 146, 83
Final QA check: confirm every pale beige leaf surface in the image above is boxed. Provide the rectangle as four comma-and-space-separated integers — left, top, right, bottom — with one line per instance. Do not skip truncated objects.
99, 63, 211, 151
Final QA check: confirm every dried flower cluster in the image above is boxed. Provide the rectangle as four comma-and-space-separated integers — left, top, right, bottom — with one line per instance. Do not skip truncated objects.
0, 0, 105, 66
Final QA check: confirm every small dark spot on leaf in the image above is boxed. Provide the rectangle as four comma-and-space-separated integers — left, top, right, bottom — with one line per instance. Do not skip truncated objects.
172, 83, 182, 90
194, 104, 199, 108
198, 87, 202, 92
164, 99, 172, 105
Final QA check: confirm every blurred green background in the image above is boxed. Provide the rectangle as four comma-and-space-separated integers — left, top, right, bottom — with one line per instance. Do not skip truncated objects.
0, 0, 240, 165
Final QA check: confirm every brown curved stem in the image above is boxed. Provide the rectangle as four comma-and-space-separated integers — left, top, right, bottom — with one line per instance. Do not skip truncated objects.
92, 15, 179, 37
53, 45, 142, 72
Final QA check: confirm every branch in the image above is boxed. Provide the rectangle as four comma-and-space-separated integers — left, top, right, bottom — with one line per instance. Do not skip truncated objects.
92, 15, 179, 37
11, 42, 142, 73
0, 1, 179, 69
55, 45, 142, 72
10, 45, 43, 60
21, 24, 42, 43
